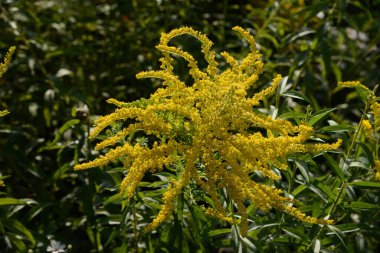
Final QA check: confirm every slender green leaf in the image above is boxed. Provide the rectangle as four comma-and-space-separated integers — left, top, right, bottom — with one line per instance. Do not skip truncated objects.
292, 184, 307, 196
357, 142, 375, 167
347, 201, 380, 210
279, 75, 290, 94
313, 239, 321, 253
295, 160, 310, 183
323, 153, 344, 180
3, 219, 35, 245
0, 198, 26, 206
279, 111, 304, 125
318, 124, 355, 133
348, 161, 368, 170
326, 225, 348, 250
282, 90, 311, 103
208, 228, 231, 238
50, 119, 80, 145
349, 181, 380, 189
308, 108, 336, 126
334, 223, 360, 234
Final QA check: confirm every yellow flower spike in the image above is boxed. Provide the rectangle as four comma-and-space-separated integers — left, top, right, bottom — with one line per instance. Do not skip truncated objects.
232, 26, 256, 52
75, 27, 341, 232
337, 81, 370, 92
0, 46, 15, 79
361, 119, 374, 140
202, 207, 235, 224
106, 98, 130, 108
1, 47, 15, 115
371, 102, 380, 131
249, 74, 283, 105
159, 27, 218, 78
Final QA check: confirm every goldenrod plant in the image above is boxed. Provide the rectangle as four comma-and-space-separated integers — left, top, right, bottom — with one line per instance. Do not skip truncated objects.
75, 27, 341, 234
1, 1, 380, 252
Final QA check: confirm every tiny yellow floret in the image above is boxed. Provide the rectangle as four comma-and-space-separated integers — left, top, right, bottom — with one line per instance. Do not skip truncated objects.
374, 160, 380, 181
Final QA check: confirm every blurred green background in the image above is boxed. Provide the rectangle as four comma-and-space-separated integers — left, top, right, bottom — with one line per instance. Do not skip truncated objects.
1, 0, 380, 252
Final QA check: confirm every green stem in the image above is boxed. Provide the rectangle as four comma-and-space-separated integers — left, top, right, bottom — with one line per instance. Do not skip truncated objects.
132, 192, 139, 253
346, 87, 376, 158
305, 179, 347, 252
346, 105, 369, 158
306, 85, 378, 251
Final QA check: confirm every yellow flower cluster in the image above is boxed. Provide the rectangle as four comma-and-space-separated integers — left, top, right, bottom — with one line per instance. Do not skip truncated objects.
337, 81, 371, 92
374, 160, 380, 181
0, 109, 9, 117
75, 27, 340, 233
0, 46, 15, 187
371, 102, 380, 180
361, 120, 374, 140
0, 46, 15, 117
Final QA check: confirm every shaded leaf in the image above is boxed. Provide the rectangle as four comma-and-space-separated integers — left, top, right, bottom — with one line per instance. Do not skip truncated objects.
347, 201, 380, 210
323, 153, 344, 180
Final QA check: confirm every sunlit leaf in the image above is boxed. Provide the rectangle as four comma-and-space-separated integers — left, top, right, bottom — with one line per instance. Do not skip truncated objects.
308, 108, 337, 126
349, 181, 380, 189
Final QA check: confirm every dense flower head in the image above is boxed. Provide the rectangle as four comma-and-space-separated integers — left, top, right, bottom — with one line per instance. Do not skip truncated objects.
75, 27, 340, 233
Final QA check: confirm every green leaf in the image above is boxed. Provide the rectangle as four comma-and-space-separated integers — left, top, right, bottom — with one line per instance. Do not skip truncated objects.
357, 142, 375, 167
348, 161, 368, 170
295, 160, 310, 183
314, 180, 335, 200
279, 111, 304, 125
349, 181, 380, 189
292, 184, 307, 196
334, 223, 360, 233
323, 153, 344, 180
0, 198, 26, 206
208, 228, 231, 238
282, 227, 308, 240
3, 219, 35, 245
356, 86, 372, 104
313, 239, 321, 253
347, 201, 380, 210
177, 193, 184, 220
308, 108, 337, 126
5, 233, 27, 252
326, 225, 348, 250
278, 75, 290, 94
50, 119, 80, 146
282, 90, 311, 103
318, 124, 355, 133
284, 29, 316, 44
258, 32, 279, 48
241, 236, 256, 251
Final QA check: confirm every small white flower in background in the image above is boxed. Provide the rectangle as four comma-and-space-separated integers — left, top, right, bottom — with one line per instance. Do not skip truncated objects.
55, 68, 72, 78
47, 240, 66, 253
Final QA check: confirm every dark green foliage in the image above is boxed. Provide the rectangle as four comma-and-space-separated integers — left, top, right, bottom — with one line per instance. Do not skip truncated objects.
0, 0, 379, 252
